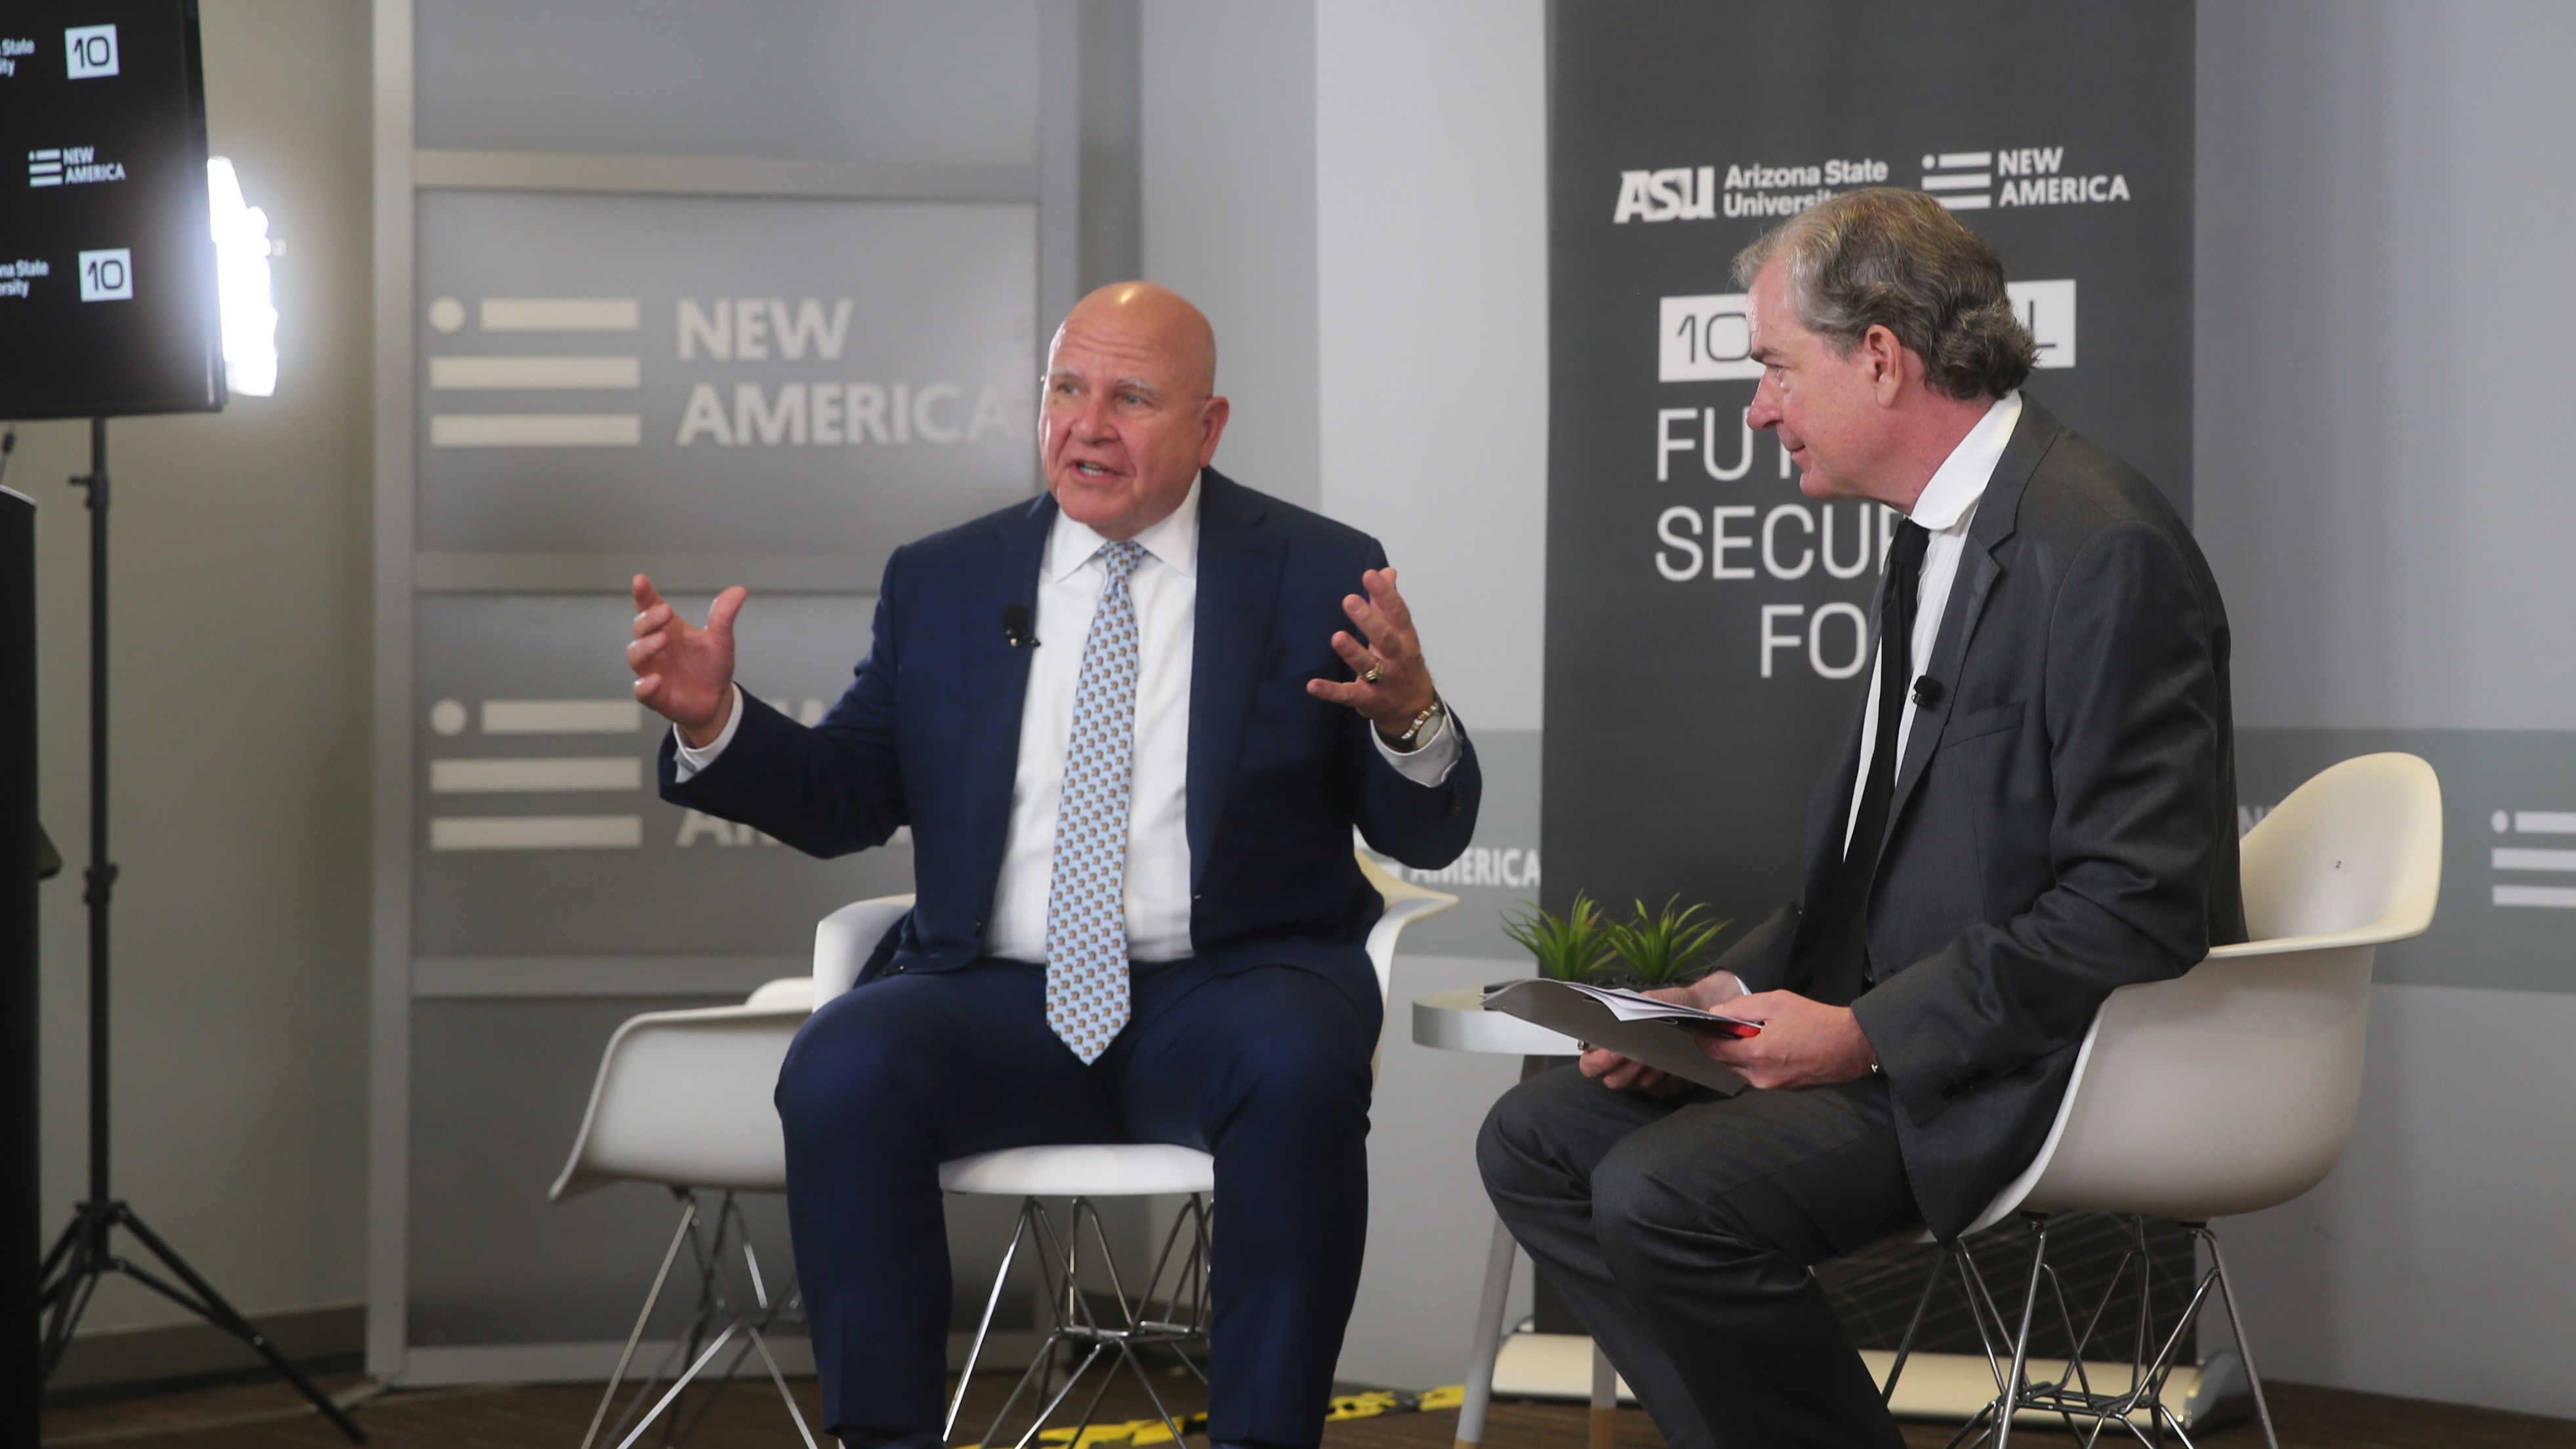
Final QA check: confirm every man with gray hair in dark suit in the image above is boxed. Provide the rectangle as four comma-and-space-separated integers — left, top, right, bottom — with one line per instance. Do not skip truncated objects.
1478, 188, 2243, 1449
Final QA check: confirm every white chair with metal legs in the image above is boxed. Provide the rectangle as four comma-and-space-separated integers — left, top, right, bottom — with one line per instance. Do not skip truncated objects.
1879, 752, 2443, 1448
552, 894, 915, 1449
908, 850, 1458, 1449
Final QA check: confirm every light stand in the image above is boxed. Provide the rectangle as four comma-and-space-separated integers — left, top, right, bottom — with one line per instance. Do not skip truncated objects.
33, 418, 366, 1443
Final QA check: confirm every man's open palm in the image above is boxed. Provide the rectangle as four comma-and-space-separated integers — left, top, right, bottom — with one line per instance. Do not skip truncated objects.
629, 575, 746, 746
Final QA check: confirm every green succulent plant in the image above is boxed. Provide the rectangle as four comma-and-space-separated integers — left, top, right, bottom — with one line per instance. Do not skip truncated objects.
1601, 896, 1730, 988
1502, 891, 1617, 983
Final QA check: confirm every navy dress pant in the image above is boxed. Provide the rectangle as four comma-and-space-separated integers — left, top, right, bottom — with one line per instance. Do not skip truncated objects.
775, 956, 1377, 1448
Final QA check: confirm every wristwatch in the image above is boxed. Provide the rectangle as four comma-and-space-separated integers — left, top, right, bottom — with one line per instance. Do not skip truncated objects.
1385, 695, 1446, 752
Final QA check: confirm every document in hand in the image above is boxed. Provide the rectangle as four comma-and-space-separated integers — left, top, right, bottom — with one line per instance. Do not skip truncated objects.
1481, 980, 1760, 1094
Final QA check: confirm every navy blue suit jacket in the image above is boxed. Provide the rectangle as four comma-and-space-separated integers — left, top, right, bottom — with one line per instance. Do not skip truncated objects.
659, 469, 1482, 1029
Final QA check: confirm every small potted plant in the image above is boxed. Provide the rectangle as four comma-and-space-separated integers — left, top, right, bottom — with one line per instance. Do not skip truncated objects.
1600, 896, 1729, 989
1501, 889, 1616, 984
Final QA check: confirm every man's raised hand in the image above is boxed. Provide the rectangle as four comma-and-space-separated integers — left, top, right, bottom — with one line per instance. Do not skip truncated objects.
1305, 566, 1439, 739
628, 575, 746, 748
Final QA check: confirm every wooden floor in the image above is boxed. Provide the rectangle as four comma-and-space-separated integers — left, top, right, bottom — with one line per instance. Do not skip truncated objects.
39, 1365, 2576, 1448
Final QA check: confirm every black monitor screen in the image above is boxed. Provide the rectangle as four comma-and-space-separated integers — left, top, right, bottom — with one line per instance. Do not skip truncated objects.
0, 0, 222, 420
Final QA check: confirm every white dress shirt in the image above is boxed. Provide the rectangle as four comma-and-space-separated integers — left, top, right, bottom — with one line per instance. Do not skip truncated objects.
1843, 391, 2022, 854
676, 473, 1460, 962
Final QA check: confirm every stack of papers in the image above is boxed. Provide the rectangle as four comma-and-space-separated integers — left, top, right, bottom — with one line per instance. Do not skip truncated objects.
1480, 979, 1759, 1093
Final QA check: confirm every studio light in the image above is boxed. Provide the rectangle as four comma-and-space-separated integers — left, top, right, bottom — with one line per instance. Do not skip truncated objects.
207, 156, 278, 398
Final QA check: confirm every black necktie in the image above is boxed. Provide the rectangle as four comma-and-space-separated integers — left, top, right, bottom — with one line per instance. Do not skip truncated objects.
1802, 518, 1930, 1004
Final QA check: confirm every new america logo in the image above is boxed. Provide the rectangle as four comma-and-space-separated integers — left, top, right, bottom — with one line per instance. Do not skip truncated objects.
1918, 147, 2130, 211
1613, 144, 2129, 222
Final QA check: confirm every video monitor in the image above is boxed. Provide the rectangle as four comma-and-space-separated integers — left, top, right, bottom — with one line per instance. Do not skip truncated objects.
0, 1, 223, 420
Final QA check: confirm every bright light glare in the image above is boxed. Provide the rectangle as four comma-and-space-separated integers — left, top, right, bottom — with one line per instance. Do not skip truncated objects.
207, 157, 278, 398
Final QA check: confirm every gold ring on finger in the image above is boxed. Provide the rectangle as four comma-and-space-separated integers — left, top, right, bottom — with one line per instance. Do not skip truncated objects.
1362, 663, 1384, 684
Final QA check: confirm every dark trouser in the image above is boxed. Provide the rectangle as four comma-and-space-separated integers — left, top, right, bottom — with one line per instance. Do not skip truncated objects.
774, 956, 1375, 1448
1477, 1067, 1919, 1449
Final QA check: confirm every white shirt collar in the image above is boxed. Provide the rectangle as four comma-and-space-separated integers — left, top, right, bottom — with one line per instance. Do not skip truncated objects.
1908, 391, 2022, 533
1047, 472, 1202, 582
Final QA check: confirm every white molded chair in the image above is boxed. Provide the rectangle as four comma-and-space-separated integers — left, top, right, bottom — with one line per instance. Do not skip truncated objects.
920, 851, 1456, 1449
556, 850, 1457, 1449
551, 960, 858, 1449
552, 895, 914, 1449
1881, 753, 2442, 1448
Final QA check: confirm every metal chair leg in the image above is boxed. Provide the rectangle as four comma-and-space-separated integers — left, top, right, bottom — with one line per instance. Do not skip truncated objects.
584, 1194, 699, 1449
615, 1326, 742, 1449
1942, 1215, 2277, 1449
1455, 1215, 1518, 1449
968, 1193, 1216, 1449
2197, 1228, 2281, 1449
746, 1326, 823, 1449
1587, 1343, 1618, 1449
584, 1190, 817, 1449
947, 1202, 1036, 1441
1881, 1247, 1948, 1406
1994, 1214, 2053, 1449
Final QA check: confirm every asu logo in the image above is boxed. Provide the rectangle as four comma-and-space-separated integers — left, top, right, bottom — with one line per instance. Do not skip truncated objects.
1612, 167, 1718, 224
1616, 158, 1891, 224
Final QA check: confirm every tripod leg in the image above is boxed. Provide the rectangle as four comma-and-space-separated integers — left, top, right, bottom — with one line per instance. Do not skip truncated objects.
37, 1201, 114, 1375
36, 1212, 83, 1288
111, 1206, 367, 1444
40, 1265, 102, 1378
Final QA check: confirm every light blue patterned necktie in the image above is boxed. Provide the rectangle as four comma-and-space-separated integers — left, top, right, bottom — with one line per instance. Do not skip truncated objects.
1045, 539, 1147, 1062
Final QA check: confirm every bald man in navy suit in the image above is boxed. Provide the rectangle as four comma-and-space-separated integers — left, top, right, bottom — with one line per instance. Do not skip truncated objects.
627, 283, 1481, 1449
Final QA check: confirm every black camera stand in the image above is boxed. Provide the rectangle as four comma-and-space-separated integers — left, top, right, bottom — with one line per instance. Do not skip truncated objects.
33, 419, 366, 1443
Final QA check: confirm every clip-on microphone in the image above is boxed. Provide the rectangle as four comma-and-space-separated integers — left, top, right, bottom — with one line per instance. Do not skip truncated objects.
1911, 675, 1944, 708
1002, 603, 1039, 649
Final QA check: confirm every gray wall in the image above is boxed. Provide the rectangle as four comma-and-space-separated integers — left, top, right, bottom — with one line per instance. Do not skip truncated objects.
1141, 0, 1551, 1392
1314, 0, 1552, 1391
2198, 1, 2576, 1419
25, 0, 376, 1337
1140, 1, 1322, 514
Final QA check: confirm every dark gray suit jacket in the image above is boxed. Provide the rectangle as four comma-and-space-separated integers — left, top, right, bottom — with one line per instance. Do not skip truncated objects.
1722, 398, 2245, 1242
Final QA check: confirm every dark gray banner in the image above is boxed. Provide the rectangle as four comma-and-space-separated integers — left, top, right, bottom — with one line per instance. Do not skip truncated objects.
1544, 1, 2194, 934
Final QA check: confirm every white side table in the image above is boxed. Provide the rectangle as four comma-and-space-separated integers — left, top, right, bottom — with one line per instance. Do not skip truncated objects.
1411, 990, 1626, 1449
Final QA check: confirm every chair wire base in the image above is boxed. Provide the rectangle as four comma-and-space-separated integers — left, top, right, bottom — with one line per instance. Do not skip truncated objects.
1878, 1215, 2280, 1449
581, 1189, 819, 1449
949, 1193, 1214, 1449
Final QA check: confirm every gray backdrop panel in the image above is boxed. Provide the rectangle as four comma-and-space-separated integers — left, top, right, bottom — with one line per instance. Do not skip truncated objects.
415, 0, 1040, 167
2238, 727, 2576, 996
416, 192, 1037, 557
413, 592, 914, 960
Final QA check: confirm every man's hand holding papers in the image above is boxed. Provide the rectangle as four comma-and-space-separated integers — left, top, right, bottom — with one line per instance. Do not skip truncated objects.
1484, 968, 1884, 1096
1482, 975, 1760, 1096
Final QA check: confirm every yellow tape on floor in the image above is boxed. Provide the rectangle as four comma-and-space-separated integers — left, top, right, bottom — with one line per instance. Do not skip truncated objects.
979, 1385, 1471, 1449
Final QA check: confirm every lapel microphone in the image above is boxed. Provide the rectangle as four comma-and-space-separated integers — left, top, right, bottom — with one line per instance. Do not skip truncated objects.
1912, 674, 1944, 708
1002, 603, 1038, 649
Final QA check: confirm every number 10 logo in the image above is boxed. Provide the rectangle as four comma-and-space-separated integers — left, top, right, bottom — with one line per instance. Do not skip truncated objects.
79, 249, 133, 302
64, 24, 119, 79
